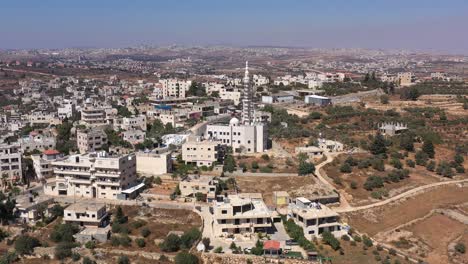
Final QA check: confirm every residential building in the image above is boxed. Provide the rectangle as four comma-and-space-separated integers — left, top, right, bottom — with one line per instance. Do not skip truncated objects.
318, 139, 344, 152
57, 99, 76, 119
19, 131, 56, 152
295, 146, 324, 158
44, 152, 140, 200
114, 115, 147, 131
136, 151, 172, 176
182, 136, 224, 167
213, 193, 273, 237
179, 175, 217, 201
0, 142, 22, 183
64, 202, 109, 227
31, 149, 63, 179
77, 128, 108, 154
288, 197, 346, 239
15, 196, 54, 224
378, 122, 408, 136
397, 72, 416, 86
219, 87, 242, 105
81, 106, 107, 127
158, 79, 192, 99
122, 129, 146, 145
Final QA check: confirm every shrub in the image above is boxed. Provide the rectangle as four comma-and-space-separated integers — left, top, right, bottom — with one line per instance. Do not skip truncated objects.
426, 160, 436, 171
72, 252, 81, 261
119, 235, 132, 247
390, 158, 402, 169
364, 176, 384, 191
358, 159, 371, 169
353, 235, 362, 242
371, 158, 385, 171
341, 235, 350, 241
175, 251, 199, 264
14, 235, 40, 255
389, 248, 397, 255
214, 246, 223, 253
85, 241, 96, 249
345, 156, 358, 166
406, 159, 415, 168
118, 255, 130, 264
136, 238, 146, 248
455, 242, 466, 254
82, 257, 96, 264
180, 228, 201, 249
55, 242, 77, 260
160, 234, 182, 252
350, 181, 358, 189
340, 163, 352, 173
261, 154, 270, 161
321, 231, 340, 250
362, 236, 373, 247
50, 223, 80, 243
141, 227, 151, 238
131, 220, 147, 229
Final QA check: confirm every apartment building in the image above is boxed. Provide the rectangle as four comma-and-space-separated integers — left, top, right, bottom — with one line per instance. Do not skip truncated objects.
288, 197, 346, 239
219, 87, 241, 105
397, 72, 415, 86
158, 79, 192, 99
26, 111, 62, 126
179, 175, 217, 201
57, 99, 76, 119
213, 193, 273, 237
182, 136, 224, 167
0, 142, 22, 183
44, 152, 139, 200
77, 128, 108, 154
15, 196, 54, 224
122, 129, 146, 145
253, 74, 269, 86
64, 202, 109, 227
31, 149, 63, 179
81, 106, 107, 126
114, 115, 147, 131
136, 151, 172, 176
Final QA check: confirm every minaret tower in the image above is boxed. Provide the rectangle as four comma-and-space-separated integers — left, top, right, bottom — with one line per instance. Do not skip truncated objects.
241, 61, 253, 125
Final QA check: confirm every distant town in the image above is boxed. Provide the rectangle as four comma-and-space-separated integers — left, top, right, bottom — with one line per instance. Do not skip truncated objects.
0, 46, 466, 264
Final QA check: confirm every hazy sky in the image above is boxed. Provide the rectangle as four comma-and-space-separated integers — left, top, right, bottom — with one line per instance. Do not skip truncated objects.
1, 0, 468, 53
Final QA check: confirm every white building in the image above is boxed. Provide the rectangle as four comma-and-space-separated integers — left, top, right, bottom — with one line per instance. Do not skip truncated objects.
15, 196, 54, 224
213, 193, 273, 237
122, 130, 146, 145
288, 197, 346, 239
179, 175, 217, 201
158, 79, 192, 99
0, 142, 22, 183
219, 87, 242, 106
136, 151, 172, 176
253, 74, 269, 86
64, 202, 109, 227
77, 128, 108, 154
31, 149, 63, 180
57, 99, 76, 119
19, 132, 56, 153
44, 152, 140, 200
206, 118, 267, 154
182, 136, 224, 167
114, 115, 147, 131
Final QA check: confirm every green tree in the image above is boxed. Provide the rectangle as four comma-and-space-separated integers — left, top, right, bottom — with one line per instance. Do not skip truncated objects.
370, 133, 387, 155
117, 255, 130, 264
160, 234, 182, 252
380, 95, 389, 104
223, 155, 236, 173
422, 140, 435, 158
298, 161, 315, 176
175, 251, 199, 264
14, 235, 40, 255
322, 231, 341, 250
340, 163, 352, 173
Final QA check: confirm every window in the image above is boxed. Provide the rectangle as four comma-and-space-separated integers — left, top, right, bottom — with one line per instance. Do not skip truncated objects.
221, 210, 227, 214
221, 219, 226, 224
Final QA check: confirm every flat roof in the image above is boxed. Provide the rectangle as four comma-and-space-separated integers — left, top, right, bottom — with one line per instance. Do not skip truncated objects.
121, 182, 145, 194
305, 94, 330, 99
66, 202, 106, 212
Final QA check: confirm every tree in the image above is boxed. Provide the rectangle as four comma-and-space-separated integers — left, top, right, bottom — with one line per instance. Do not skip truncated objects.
390, 158, 403, 169
436, 161, 454, 177
114, 206, 126, 224
426, 160, 436, 171
223, 155, 236, 173
141, 227, 151, 238
370, 133, 387, 155
117, 255, 130, 264
380, 95, 389, 104
180, 228, 201, 249
422, 140, 435, 158
175, 251, 199, 264
55, 242, 76, 260
454, 153, 464, 165
340, 163, 352, 173
160, 234, 182, 252
136, 238, 146, 248
50, 223, 80, 243
399, 134, 414, 152
14, 235, 40, 255
82, 257, 96, 264
202, 237, 210, 252
298, 161, 315, 176
364, 176, 384, 191
415, 151, 429, 166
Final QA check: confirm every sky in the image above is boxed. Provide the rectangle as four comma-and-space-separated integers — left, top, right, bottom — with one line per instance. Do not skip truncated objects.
1, 0, 468, 53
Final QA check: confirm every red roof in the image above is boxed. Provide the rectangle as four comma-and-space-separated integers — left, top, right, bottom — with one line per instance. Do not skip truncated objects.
43, 149, 60, 155
263, 240, 281, 250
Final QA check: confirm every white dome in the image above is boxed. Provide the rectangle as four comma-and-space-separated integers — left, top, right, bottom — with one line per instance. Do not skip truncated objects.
229, 117, 240, 126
